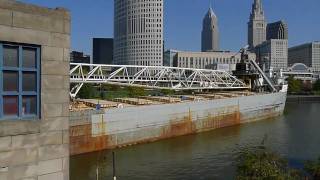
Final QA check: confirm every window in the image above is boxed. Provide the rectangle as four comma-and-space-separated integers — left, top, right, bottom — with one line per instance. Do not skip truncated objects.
0, 43, 40, 120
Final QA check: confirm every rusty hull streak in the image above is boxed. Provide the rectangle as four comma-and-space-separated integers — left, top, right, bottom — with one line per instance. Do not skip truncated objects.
70, 124, 110, 155
161, 108, 195, 138
69, 105, 282, 155
198, 106, 241, 132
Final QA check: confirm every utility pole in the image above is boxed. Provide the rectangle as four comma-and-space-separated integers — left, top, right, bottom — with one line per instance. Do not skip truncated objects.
113, 151, 117, 180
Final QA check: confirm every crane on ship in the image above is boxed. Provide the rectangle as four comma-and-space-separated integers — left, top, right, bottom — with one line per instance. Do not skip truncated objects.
231, 45, 277, 92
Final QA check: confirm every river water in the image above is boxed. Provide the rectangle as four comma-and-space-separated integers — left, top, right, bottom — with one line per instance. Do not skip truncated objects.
70, 102, 320, 180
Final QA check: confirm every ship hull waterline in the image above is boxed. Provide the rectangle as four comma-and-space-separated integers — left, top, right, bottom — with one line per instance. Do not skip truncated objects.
70, 92, 287, 155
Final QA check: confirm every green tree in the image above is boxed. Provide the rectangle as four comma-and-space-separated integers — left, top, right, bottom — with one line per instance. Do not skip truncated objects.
77, 84, 98, 99
102, 84, 121, 91
236, 145, 303, 179
287, 76, 302, 93
160, 89, 175, 96
313, 79, 320, 91
305, 157, 320, 179
127, 86, 146, 97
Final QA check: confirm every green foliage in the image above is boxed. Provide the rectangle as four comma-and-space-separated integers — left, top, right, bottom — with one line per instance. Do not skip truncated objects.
160, 89, 175, 95
101, 84, 121, 91
101, 89, 130, 100
77, 84, 98, 99
127, 86, 146, 97
287, 76, 302, 93
81, 67, 90, 74
236, 146, 303, 179
305, 158, 320, 179
76, 84, 150, 100
313, 79, 320, 91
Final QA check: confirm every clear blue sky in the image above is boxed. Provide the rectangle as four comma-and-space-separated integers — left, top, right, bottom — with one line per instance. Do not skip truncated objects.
21, 0, 320, 55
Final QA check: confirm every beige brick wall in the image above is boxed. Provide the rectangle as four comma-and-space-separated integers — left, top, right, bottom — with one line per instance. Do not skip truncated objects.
0, 0, 70, 180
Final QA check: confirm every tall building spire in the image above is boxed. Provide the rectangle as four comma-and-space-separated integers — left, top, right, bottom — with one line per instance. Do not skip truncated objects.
208, 7, 216, 18
201, 4, 219, 52
254, 0, 262, 10
248, 0, 266, 49
251, 0, 264, 20
208, 0, 215, 17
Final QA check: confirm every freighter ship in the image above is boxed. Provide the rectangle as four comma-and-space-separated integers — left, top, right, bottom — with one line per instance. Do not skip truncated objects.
69, 47, 288, 155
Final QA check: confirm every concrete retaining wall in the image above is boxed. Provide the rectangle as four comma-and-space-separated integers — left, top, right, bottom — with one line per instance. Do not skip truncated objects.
0, 1, 70, 180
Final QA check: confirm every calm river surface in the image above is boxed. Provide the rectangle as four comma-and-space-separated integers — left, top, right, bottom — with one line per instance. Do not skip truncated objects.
70, 102, 320, 180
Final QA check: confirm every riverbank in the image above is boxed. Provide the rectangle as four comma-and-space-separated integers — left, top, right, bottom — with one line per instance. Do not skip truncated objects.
287, 95, 320, 102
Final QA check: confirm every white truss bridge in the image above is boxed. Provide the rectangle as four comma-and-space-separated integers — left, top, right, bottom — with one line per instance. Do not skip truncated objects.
69, 63, 249, 98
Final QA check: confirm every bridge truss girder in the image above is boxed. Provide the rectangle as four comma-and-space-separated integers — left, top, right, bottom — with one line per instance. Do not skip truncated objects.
69, 63, 249, 98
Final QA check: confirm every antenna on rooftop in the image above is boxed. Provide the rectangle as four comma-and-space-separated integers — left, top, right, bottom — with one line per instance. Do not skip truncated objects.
210, 0, 214, 9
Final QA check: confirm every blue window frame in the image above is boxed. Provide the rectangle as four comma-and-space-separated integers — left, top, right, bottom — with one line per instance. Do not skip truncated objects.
0, 42, 40, 120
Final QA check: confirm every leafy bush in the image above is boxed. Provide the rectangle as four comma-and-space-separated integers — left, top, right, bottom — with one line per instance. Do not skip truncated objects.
287, 76, 302, 94
305, 158, 320, 179
127, 86, 146, 97
77, 84, 98, 99
102, 84, 121, 91
236, 145, 303, 179
160, 89, 175, 95
313, 79, 320, 91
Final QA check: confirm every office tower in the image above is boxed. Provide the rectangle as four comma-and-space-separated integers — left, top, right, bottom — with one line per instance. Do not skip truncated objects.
114, 0, 164, 67
289, 42, 320, 73
164, 49, 180, 67
255, 39, 288, 71
201, 7, 219, 52
248, 0, 266, 49
173, 50, 256, 72
93, 38, 113, 64
267, 21, 288, 40
70, 51, 90, 64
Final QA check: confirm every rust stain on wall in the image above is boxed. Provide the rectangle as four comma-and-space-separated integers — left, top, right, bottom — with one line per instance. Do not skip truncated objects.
70, 105, 282, 155
161, 108, 196, 138
70, 124, 110, 155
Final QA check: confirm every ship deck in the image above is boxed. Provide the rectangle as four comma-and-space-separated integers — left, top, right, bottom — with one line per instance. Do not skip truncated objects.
70, 91, 262, 111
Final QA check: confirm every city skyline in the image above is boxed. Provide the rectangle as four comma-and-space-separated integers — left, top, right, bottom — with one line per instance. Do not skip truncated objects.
21, 0, 320, 54
1, 2, 320, 180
